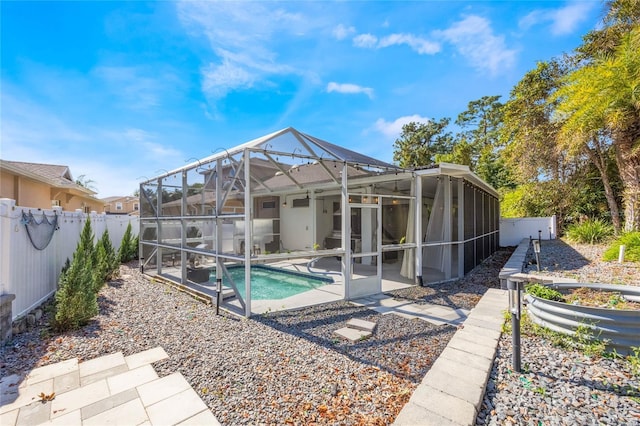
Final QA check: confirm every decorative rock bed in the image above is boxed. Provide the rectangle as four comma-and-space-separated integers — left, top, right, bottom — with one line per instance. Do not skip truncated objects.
526, 283, 640, 355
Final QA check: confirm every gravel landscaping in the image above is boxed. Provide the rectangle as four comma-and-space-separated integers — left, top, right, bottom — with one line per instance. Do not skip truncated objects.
2, 240, 638, 425
1, 249, 510, 425
480, 239, 640, 426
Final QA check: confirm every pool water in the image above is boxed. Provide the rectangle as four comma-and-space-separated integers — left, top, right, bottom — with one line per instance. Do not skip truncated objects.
213, 266, 333, 300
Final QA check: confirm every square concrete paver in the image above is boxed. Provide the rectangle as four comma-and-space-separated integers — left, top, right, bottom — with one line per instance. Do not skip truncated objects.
50, 379, 110, 418
393, 402, 458, 426
146, 388, 208, 426
0, 408, 18, 426
334, 327, 372, 342
79, 352, 125, 378
107, 365, 158, 395
83, 398, 148, 426
125, 347, 168, 370
346, 318, 376, 332
409, 385, 477, 425
137, 373, 191, 407
15, 400, 51, 425
53, 371, 80, 395
177, 409, 221, 426
81, 388, 139, 420
0, 378, 54, 415
24, 359, 78, 386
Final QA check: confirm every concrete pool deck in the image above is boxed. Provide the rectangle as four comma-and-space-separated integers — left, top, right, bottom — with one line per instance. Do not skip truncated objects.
156, 259, 416, 315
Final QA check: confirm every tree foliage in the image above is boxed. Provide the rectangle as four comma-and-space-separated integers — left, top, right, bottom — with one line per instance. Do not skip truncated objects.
556, 25, 640, 231
392, 119, 453, 168
501, 59, 569, 183
75, 174, 97, 192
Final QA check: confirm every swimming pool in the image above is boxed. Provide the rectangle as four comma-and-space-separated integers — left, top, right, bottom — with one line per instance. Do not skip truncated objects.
213, 265, 333, 300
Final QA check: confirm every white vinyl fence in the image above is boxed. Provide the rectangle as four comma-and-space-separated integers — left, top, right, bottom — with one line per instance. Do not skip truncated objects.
499, 215, 557, 247
0, 199, 139, 321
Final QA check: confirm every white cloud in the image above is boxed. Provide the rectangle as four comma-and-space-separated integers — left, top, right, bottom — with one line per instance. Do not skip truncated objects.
374, 115, 431, 139
435, 15, 517, 75
353, 32, 439, 55
177, 2, 312, 101
326, 82, 374, 99
353, 33, 378, 48
201, 60, 255, 98
519, 2, 595, 36
378, 33, 440, 55
333, 24, 355, 40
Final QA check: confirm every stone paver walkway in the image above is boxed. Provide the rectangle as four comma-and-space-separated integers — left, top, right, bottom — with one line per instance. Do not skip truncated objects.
0, 347, 220, 426
351, 293, 470, 326
392, 289, 509, 426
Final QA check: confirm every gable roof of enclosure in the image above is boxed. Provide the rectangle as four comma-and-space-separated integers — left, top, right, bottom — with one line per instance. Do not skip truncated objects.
148, 127, 400, 184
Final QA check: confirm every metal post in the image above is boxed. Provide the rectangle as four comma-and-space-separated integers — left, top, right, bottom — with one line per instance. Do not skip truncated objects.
533, 239, 541, 272
216, 278, 222, 315
507, 278, 522, 372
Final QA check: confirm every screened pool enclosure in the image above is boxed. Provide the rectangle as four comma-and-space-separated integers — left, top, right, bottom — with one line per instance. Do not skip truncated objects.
139, 128, 499, 317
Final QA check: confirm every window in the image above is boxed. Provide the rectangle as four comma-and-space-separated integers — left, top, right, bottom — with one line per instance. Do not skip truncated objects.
51, 200, 61, 207
116, 202, 123, 211
133, 203, 139, 211
292, 198, 309, 208
262, 200, 276, 209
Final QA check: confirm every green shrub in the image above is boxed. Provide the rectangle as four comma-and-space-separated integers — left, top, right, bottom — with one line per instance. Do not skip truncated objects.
118, 223, 138, 263
526, 283, 565, 302
54, 217, 98, 331
96, 229, 119, 281
603, 231, 640, 262
565, 219, 614, 244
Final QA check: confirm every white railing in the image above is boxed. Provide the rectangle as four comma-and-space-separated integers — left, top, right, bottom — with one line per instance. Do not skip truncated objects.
0, 199, 139, 321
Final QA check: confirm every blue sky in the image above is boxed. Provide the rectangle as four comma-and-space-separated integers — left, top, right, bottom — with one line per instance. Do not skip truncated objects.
2, 1, 603, 197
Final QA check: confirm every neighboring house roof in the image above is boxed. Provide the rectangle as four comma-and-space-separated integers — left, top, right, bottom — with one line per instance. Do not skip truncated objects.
1, 160, 97, 197
103, 195, 137, 203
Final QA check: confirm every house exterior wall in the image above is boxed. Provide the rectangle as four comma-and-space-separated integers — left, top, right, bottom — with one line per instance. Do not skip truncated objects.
0, 171, 51, 208
104, 197, 139, 214
59, 194, 104, 213
0, 169, 103, 212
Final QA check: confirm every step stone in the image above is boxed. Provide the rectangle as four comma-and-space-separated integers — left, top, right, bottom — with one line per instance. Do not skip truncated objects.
334, 327, 372, 342
346, 318, 377, 332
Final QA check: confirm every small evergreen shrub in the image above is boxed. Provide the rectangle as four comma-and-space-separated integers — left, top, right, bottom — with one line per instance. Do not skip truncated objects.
526, 283, 565, 302
131, 234, 139, 260
118, 223, 138, 263
93, 241, 108, 293
565, 219, 614, 244
54, 217, 98, 331
603, 232, 640, 262
96, 229, 119, 282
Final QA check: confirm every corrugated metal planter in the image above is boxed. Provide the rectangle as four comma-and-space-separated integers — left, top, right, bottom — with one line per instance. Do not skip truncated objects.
526, 283, 640, 356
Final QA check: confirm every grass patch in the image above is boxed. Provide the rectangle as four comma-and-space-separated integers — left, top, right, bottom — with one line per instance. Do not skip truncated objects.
603, 231, 640, 262
526, 283, 564, 302
565, 219, 614, 245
